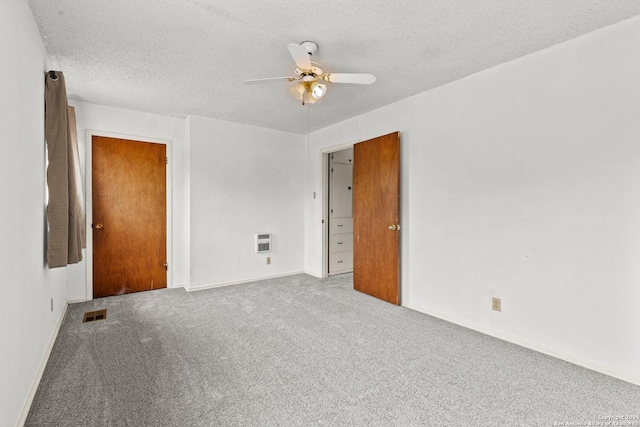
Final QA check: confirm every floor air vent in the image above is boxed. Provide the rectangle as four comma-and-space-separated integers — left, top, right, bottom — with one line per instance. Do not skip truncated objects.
83, 309, 107, 323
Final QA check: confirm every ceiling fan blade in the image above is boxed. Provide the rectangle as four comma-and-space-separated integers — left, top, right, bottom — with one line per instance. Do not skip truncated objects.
287, 43, 312, 70
244, 77, 294, 85
322, 73, 376, 84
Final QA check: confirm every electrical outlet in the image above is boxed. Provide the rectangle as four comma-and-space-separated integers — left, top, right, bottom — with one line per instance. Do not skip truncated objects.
50, 297, 53, 312
266, 257, 271, 265
492, 297, 501, 312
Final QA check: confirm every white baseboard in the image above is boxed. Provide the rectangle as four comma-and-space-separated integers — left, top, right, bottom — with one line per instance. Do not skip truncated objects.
66, 298, 86, 304
403, 302, 640, 387
16, 302, 69, 427
303, 269, 323, 278
186, 271, 304, 292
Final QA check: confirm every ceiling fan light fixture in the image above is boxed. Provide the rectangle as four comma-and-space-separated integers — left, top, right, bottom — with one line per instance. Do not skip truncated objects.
290, 82, 306, 101
290, 81, 327, 104
310, 82, 327, 100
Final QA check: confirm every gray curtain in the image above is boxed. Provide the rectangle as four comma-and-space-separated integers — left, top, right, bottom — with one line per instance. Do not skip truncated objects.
45, 71, 85, 268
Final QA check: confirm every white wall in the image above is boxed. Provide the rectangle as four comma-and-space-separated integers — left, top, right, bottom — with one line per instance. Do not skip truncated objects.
65, 101, 188, 300
188, 115, 305, 289
305, 16, 640, 384
0, 1, 67, 426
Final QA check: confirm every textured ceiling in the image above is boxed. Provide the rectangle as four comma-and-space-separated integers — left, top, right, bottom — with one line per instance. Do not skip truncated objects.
27, 0, 640, 134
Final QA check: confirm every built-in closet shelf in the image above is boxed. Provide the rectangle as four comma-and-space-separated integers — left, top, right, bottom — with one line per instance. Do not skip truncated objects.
329, 147, 354, 276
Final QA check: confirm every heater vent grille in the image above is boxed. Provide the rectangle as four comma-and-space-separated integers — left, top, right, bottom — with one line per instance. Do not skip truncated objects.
255, 233, 272, 253
83, 309, 107, 323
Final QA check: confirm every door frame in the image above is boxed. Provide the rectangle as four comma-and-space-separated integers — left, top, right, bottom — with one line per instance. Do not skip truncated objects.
320, 140, 357, 278
85, 130, 173, 300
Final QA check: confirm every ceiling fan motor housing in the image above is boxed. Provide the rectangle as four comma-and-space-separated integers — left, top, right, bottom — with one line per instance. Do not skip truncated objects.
296, 63, 324, 78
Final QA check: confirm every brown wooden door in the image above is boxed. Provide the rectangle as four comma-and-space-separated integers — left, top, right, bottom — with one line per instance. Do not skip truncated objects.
353, 132, 400, 305
92, 136, 167, 298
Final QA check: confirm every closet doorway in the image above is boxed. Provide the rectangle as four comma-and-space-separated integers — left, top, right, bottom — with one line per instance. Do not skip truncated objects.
327, 147, 354, 275
322, 132, 401, 304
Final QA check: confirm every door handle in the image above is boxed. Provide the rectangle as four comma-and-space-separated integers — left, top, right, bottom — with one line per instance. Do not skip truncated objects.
93, 223, 103, 229
388, 224, 401, 231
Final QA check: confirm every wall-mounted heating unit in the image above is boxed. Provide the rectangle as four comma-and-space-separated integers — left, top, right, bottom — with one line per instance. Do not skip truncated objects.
255, 233, 272, 253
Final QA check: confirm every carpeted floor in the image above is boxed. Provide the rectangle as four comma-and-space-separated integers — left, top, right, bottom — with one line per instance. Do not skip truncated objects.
26, 273, 639, 426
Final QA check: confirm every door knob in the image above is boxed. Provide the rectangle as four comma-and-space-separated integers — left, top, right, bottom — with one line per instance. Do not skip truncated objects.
93, 223, 103, 229
388, 225, 397, 231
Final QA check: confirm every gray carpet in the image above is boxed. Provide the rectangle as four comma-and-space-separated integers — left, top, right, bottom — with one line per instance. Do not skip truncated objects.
26, 274, 639, 426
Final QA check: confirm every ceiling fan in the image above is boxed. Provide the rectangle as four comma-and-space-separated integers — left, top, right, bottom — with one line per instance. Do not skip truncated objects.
244, 41, 376, 105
